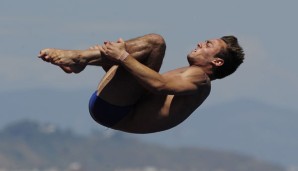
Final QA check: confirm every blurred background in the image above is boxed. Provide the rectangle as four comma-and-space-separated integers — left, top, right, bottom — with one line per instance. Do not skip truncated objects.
1, 0, 298, 170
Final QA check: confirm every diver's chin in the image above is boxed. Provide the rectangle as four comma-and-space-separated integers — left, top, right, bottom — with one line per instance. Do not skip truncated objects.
187, 55, 194, 65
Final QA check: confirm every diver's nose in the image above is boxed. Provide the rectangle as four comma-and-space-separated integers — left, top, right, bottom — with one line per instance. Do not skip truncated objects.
197, 42, 202, 48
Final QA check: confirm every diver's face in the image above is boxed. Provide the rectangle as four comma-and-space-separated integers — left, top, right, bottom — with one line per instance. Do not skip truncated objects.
187, 38, 227, 64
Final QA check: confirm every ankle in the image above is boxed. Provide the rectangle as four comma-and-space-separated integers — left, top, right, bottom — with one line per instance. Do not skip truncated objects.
75, 50, 99, 65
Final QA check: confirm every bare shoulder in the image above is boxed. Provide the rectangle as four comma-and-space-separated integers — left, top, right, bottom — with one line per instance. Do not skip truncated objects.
163, 66, 207, 78
182, 66, 210, 86
158, 66, 210, 95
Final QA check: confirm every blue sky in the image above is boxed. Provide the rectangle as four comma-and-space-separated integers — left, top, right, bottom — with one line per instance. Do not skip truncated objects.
1, 0, 298, 167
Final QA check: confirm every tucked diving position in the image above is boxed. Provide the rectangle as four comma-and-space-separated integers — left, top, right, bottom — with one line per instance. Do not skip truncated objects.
38, 33, 244, 134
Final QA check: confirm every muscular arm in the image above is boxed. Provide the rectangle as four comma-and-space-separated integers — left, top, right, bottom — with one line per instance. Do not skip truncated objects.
104, 39, 209, 95
121, 55, 209, 95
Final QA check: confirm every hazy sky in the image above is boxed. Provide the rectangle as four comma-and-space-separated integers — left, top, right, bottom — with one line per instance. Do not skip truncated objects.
1, 0, 297, 111
1, 0, 298, 167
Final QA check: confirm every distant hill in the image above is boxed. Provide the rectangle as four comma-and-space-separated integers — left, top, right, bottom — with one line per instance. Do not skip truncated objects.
144, 98, 298, 166
1, 89, 297, 167
0, 120, 285, 171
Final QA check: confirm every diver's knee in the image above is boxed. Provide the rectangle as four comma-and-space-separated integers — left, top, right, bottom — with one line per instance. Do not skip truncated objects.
145, 33, 166, 49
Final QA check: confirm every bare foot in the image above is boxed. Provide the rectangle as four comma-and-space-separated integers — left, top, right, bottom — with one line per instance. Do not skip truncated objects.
39, 48, 84, 65
38, 48, 88, 73
59, 65, 86, 74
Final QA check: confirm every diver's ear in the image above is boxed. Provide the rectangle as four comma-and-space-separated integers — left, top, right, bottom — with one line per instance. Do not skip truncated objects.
211, 58, 224, 66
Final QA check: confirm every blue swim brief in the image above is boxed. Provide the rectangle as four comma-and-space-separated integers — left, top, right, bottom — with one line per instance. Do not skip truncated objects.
88, 91, 133, 128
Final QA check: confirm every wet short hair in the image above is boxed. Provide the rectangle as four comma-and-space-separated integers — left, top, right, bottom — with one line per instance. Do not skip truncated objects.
213, 36, 245, 79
